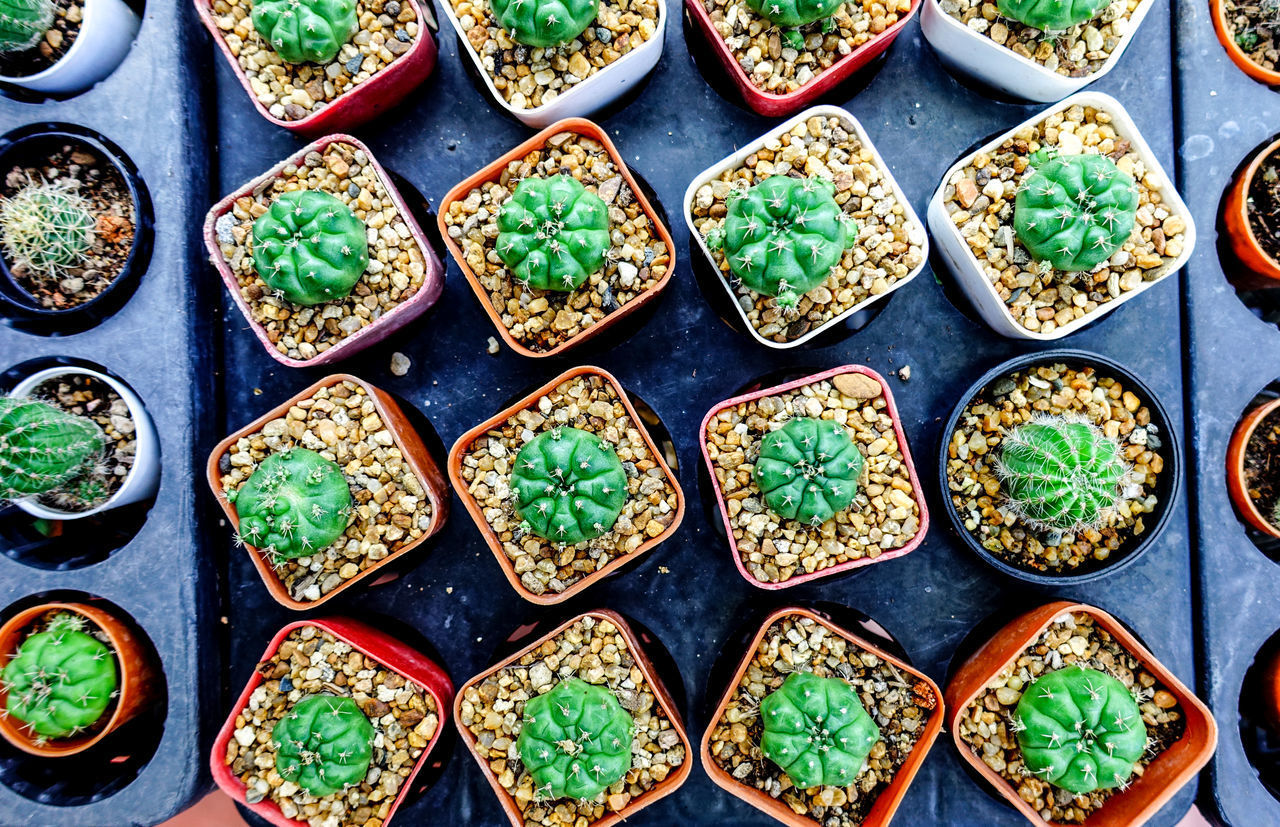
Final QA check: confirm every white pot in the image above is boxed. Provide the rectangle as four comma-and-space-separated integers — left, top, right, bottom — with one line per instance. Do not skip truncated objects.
683, 104, 930, 350
0, 0, 140, 94
440, 0, 666, 127
927, 91, 1196, 341
7, 366, 160, 520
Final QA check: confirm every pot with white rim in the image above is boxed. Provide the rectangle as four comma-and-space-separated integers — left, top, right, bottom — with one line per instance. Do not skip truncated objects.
0, 0, 140, 95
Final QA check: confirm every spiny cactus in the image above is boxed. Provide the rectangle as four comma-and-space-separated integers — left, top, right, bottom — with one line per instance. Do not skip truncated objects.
230, 448, 353, 559
0, 397, 104, 502
754, 416, 864, 526
745, 0, 844, 48
489, 0, 599, 47
517, 678, 633, 802
510, 426, 627, 544
1, 613, 117, 740
1013, 665, 1147, 794
0, 178, 96, 280
252, 189, 369, 306
272, 695, 375, 797
496, 175, 610, 292
996, 0, 1107, 32
0, 0, 53, 53
252, 0, 358, 64
760, 671, 880, 790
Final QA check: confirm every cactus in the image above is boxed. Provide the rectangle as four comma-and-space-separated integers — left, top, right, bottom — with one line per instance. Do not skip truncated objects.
489, 0, 599, 47
496, 175, 610, 292
0, 397, 104, 502
1013, 666, 1147, 794
996, 0, 1107, 31
251, 0, 358, 64
272, 695, 375, 797
509, 426, 627, 544
0, 0, 53, 53
230, 448, 353, 560
1014, 150, 1138, 272
1, 613, 117, 740
760, 672, 880, 790
744, 0, 844, 48
252, 189, 369, 306
517, 678, 633, 801
754, 416, 863, 526
0, 178, 96, 280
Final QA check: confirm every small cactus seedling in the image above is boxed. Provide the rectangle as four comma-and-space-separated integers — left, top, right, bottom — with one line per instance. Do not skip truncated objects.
759, 671, 880, 789
252, 189, 369, 306
0, 177, 96, 279
251, 0, 358, 64
496, 175, 610, 292
509, 426, 627, 544
272, 695, 375, 797
1, 613, 117, 740
230, 448, 353, 559
517, 678, 633, 801
0, 397, 104, 502
754, 416, 864, 526
0, 0, 53, 53
745, 0, 844, 48
996, 0, 1107, 31
996, 415, 1128, 532
1271, 497, 1280, 532
489, 0, 599, 47
1013, 665, 1147, 794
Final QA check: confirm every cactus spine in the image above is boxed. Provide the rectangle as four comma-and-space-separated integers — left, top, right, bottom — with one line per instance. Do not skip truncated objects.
759, 671, 880, 789
0, 397, 105, 502
272, 695, 376, 797
1, 612, 118, 740
0, 178, 96, 280
230, 448, 353, 560
517, 678, 633, 801
509, 426, 628, 544
0, 0, 54, 54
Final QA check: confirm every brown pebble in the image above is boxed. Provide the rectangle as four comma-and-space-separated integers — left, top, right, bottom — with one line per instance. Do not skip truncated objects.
833, 372, 883, 400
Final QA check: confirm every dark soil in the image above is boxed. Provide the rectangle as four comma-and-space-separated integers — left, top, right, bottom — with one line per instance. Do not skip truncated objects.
30, 372, 135, 512
1225, 0, 1280, 74
1244, 404, 1280, 529
0, 0, 82, 78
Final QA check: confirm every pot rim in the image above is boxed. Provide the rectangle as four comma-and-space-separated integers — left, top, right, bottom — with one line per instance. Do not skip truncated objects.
1228, 136, 1280, 276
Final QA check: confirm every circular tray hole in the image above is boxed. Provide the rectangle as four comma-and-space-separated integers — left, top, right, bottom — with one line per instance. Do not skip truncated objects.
0, 0, 145, 103
1239, 628, 1280, 804
1225, 380, 1280, 559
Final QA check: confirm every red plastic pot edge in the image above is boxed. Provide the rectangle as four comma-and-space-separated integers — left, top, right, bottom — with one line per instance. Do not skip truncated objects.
1226, 395, 1280, 538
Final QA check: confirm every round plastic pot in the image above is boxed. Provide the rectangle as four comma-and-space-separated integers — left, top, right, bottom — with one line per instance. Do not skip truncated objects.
1210, 0, 1280, 87
1222, 136, 1280, 290
1226, 395, 1280, 538
0, 0, 140, 93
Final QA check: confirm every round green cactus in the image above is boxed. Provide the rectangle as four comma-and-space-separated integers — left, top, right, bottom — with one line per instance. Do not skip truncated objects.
272, 695, 375, 797
996, 0, 1107, 32
517, 678, 633, 802
1014, 666, 1147, 794
489, 0, 599, 47
0, 178, 96, 279
251, 0, 358, 64
760, 672, 880, 790
0, 0, 53, 53
0, 397, 104, 501
510, 426, 627, 544
754, 417, 864, 527
745, 0, 843, 28
1014, 151, 1138, 273
252, 189, 369, 306
2, 613, 117, 740
230, 448, 353, 560
496, 175, 610, 292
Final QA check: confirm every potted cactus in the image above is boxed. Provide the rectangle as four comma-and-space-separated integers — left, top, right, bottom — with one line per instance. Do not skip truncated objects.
0, 0, 139, 93
1227, 394, 1280, 539
1212, 0, 1280, 85
1222, 136, 1280, 290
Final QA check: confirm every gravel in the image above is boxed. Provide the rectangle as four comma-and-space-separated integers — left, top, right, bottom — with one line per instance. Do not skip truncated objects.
30, 374, 136, 513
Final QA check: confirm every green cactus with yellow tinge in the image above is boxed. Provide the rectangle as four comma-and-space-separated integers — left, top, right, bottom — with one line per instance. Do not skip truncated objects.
516, 678, 633, 801
252, 0, 358, 64
0, 397, 104, 503
489, 0, 599, 47
272, 695, 376, 797
252, 189, 369, 306
0, 0, 54, 54
230, 448, 353, 560
1, 612, 118, 740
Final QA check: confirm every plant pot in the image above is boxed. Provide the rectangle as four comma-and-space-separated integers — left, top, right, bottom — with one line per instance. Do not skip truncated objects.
701, 606, 944, 825
203, 133, 445, 368
1226, 395, 1280, 538
1210, 0, 1280, 87
211, 617, 454, 827
452, 609, 692, 826
944, 601, 1217, 827
0, 600, 157, 757
0, 0, 140, 94
447, 365, 683, 603
1260, 645, 1280, 734
1222, 136, 1280, 291
194, 0, 439, 135
439, 118, 675, 358
206, 373, 450, 610
683, 105, 929, 349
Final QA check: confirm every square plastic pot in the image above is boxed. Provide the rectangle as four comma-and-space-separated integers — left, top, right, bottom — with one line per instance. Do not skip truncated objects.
211, 617, 454, 827
683, 104, 928, 350
699, 365, 928, 588
203, 133, 445, 368
927, 91, 1195, 341
206, 373, 450, 611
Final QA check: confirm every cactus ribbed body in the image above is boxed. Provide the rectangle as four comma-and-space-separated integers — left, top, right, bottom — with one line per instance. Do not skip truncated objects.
272, 695, 376, 797
760, 672, 880, 789
510, 426, 627, 543
746, 0, 843, 28
252, 189, 369, 306
996, 0, 1107, 31
489, 0, 599, 47
1014, 152, 1138, 272
0, 397, 104, 501
1, 613, 117, 739
231, 448, 353, 559
0, 178, 96, 279
496, 175, 610, 292
517, 678, 633, 801
252, 0, 358, 64
0, 0, 53, 53
754, 416, 863, 526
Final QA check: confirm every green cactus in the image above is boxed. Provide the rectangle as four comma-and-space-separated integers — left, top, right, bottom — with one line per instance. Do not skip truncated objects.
230, 448, 353, 560
0, 0, 53, 53
760, 672, 880, 790
272, 695, 375, 797
496, 175, 610, 292
0, 178, 96, 279
489, 0, 599, 47
0, 397, 104, 502
745, 0, 844, 48
509, 426, 627, 544
517, 678, 633, 801
754, 417, 863, 527
251, 0, 358, 64
1, 613, 117, 740
252, 189, 369, 306
1013, 666, 1147, 794
996, 0, 1107, 31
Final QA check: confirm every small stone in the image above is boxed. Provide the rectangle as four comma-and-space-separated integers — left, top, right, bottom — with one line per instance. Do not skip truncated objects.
390, 352, 411, 376
833, 373, 882, 399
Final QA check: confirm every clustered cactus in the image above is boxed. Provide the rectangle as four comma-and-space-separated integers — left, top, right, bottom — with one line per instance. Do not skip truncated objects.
745, 0, 844, 49
271, 695, 376, 797
0, 178, 96, 280
496, 175, 611, 292
516, 678, 634, 802
489, 0, 600, 47
230, 448, 353, 559
754, 416, 864, 527
1, 612, 118, 741
996, 0, 1107, 31
510, 426, 628, 544
759, 672, 880, 790
251, 0, 358, 64
0, 0, 52, 53
0, 397, 105, 503
252, 189, 369, 306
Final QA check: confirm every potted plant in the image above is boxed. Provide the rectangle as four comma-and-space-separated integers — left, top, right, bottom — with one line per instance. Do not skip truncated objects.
1211, 0, 1280, 86
211, 617, 453, 827
194, 0, 438, 134
206, 373, 450, 610
700, 365, 928, 588
702, 606, 944, 825
203, 134, 445, 368
452, 609, 692, 825
1227, 393, 1280, 539
945, 601, 1217, 826
928, 92, 1195, 340
1222, 136, 1280, 290
439, 119, 676, 358
684, 105, 928, 349
0, 0, 139, 93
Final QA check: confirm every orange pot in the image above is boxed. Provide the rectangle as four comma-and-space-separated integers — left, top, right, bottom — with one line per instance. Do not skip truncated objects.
944, 601, 1218, 827
206, 373, 450, 610
1226, 396, 1280, 538
1210, 0, 1280, 87
0, 601, 158, 757
437, 118, 676, 358
1223, 136, 1280, 290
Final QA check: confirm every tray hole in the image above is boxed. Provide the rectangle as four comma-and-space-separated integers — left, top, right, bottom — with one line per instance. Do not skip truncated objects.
1238, 628, 1280, 804
1226, 380, 1280, 559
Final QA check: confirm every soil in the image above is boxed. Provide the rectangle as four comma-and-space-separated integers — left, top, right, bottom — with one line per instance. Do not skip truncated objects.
1243, 403, 1280, 529
1247, 149, 1280, 265
1223, 0, 1280, 73
0, 0, 82, 79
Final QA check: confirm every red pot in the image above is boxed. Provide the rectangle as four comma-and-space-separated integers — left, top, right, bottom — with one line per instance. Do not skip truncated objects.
1223, 136, 1280, 290
1226, 395, 1280, 538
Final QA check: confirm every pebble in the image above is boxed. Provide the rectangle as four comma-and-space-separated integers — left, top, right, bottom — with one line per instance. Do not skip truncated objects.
389, 351, 411, 376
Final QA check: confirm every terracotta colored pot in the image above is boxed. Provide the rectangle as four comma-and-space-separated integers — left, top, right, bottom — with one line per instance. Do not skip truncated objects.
193, 0, 439, 135
701, 606, 944, 826
699, 365, 929, 589
1222, 137, 1280, 290
452, 609, 692, 827
203, 133, 446, 368
437, 118, 676, 358
944, 601, 1218, 827
207, 373, 450, 610
1226, 395, 1280, 538
447, 365, 683, 604
210, 617, 454, 827
1210, 0, 1280, 87
0, 601, 158, 757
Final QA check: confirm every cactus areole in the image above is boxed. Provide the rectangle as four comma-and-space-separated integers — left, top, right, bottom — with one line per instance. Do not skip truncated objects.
496, 175, 610, 292
754, 416, 864, 526
0, 397, 104, 501
996, 0, 1107, 32
489, 0, 600, 47
272, 695, 376, 797
252, 189, 369, 306
516, 678, 634, 801
2, 613, 118, 740
251, 0, 359, 64
510, 426, 628, 544
231, 448, 353, 559
0, 0, 54, 54
760, 672, 880, 789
